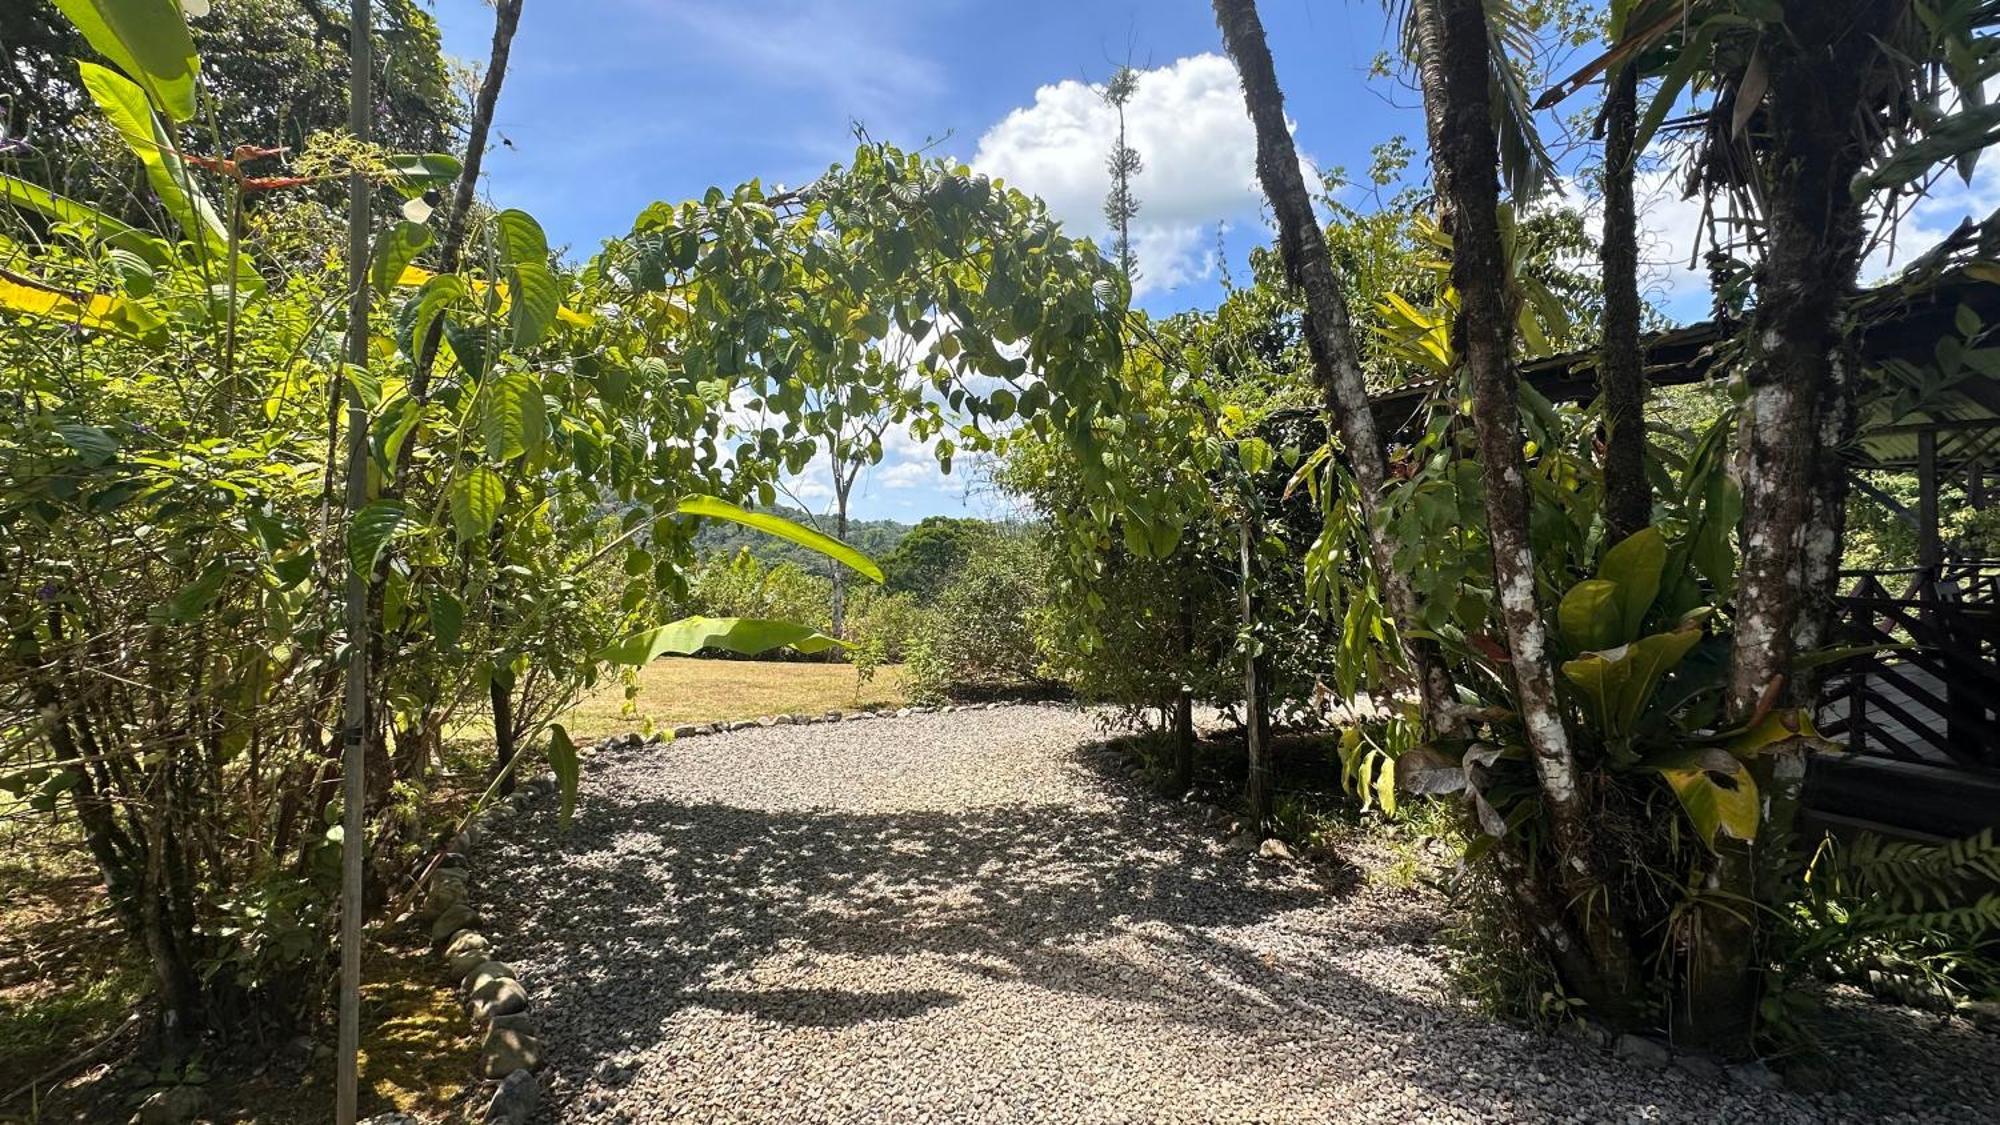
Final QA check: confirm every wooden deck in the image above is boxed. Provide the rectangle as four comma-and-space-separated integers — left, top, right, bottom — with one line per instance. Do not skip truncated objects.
1820, 662, 1960, 765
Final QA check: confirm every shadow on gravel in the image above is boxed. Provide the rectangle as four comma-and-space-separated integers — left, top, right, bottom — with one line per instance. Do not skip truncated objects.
685, 986, 961, 1027
489, 765, 1422, 1069
484, 733, 2000, 1122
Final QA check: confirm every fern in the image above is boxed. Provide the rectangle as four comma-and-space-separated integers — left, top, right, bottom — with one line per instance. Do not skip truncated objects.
1786, 828, 2000, 1008
1818, 828, 2000, 915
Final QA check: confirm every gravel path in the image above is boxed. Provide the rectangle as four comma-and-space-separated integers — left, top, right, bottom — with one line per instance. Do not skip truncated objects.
479, 706, 1998, 1123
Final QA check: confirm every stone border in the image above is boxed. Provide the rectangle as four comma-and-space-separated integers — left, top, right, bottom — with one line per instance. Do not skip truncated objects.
419, 700, 1058, 1121
419, 774, 553, 1124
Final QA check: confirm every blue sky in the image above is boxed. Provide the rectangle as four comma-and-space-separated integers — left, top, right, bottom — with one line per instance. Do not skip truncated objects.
431, 0, 1416, 522
428, 1, 1999, 523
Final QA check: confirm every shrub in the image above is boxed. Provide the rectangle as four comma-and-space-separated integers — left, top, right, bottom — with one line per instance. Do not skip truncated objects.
686, 548, 833, 635
846, 587, 923, 664
904, 530, 1055, 700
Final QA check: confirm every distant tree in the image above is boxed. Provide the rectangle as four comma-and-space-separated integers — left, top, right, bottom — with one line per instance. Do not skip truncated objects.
0, 0, 459, 169
1101, 65, 1143, 283
882, 516, 994, 599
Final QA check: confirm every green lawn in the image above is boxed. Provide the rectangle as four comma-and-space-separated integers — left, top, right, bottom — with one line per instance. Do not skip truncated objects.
562, 657, 908, 742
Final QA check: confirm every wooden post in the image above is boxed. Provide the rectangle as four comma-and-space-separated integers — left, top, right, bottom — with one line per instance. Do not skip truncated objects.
1918, 427, 1941, 585
1239, 519, 1270, 829
336, 1, 373, 1121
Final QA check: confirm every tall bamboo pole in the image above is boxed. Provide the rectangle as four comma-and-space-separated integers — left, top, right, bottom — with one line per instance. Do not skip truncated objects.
336, 0, 373, 1119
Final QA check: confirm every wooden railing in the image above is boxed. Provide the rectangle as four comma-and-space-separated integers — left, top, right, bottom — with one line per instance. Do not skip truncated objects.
1818, 566, 2000, 770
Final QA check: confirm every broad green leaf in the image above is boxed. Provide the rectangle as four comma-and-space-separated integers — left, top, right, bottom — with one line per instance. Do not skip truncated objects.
1238, 436, 1274, 476
675, 494, 884, 582
1373, 756, 1398, 817
507, 260, 560, 348
371, 221, 434, 296
1557, 578, 1623, 653
1562, 626, 1704, 740
494, 209, 549, 267
1647, 746, 1759, 851
55, 423, 115, 465
348, 500, 407, 572
166, 560, 226, 623
593, 616, 851, 666
1725, 708, 1825, 758
76, 62, 234, 270
0, 271, 164, 345
430, 591, 464, 650
480, 372, 546, 462
0, 172, 172, 264
403, 273, 467, 360
53, 0, 200, 121
1598, 527, 1666, 639
449, 466, 504, 541
547, 723, 579, 827
386, 152, 463, 190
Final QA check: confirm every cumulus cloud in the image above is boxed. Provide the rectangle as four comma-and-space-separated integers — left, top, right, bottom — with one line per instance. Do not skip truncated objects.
1569, 158, 2000, 325
973, 53, 1278, 297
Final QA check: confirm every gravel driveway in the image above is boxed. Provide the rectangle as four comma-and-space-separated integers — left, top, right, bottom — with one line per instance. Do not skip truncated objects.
478, 706, 1998, 1123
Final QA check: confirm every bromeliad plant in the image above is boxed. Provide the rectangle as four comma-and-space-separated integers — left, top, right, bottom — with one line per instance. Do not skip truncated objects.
1387, 400, 1849, 1046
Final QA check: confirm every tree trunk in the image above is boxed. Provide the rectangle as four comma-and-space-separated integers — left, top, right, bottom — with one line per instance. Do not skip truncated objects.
1696, 0, 1896, 1055
1412, 0, 1641, 1022
408, 0, 527, 406
1599, 62, 1650, 543
1172, 568, 1196, 792
1239, 519, 1272, 828
831, 471, 851, 639
489, 671, 518, 795
1212, 0, 1462, 738
336, 0, 374, 1119
1724, 0, 1890, 719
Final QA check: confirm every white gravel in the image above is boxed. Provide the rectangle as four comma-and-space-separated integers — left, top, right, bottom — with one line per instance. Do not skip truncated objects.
478, 706, 1999, 1123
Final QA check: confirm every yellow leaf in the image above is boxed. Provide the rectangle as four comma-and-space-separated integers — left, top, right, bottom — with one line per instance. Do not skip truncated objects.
396, 264, 593, 328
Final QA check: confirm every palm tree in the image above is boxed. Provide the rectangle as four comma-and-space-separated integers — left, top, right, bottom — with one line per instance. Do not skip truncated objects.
1210, 0, 1463, 740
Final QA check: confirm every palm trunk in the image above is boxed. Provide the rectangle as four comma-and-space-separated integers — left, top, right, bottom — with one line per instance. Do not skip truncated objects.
1599, 62, 1650, 542
335, 1, 374, 1119
1212, 0, 1461, 738
1412, 0, 1640, 1021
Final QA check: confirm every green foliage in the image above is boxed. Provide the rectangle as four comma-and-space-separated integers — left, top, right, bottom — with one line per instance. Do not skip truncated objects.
0, 0, 460, 185
1778, 829, 2000, 1012
52, 0, 201, 122
691, 503, 914, 574
686, 549, 834, 637
846, 587, 924, 666
905, 530, 1055, 700
0, 7, 1123, 1053
882, 516, 994, 598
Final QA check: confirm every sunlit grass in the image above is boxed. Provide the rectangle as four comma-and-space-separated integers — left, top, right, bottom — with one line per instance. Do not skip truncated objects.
560, 657, 908, 742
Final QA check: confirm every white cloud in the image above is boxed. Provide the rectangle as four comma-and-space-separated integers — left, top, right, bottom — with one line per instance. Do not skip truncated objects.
1554, 167, 1714, 323
1573, 159, 2000, 325
1863, 157, 2000, 283
972, 53, 1274, 297
874, 460, 935, 490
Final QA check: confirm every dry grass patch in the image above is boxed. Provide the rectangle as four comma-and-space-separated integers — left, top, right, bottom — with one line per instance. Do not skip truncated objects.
562, 657, 907, 742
